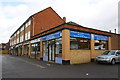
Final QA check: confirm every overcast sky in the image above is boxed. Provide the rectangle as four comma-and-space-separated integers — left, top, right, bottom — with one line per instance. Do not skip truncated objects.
0, 0, 119, 43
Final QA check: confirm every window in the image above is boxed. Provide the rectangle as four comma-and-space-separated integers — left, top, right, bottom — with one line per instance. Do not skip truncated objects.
70, 37, 90, 50
21, 26, 24, 32
55, 38, 62, 58
17, 31, 19, 35
43, 41, 48, 57
21, 35, 23, 42
25, 33, 27, 40
17, 38, 19, 43
94, 34, 108, 50
31, 43, 40, 56
103, 51, 115, 55
25, 20, 31, 28
28, 31, 30, 39
31, 38, 40, 57
20, 35, 24, 42
25, 23, 28, 28
94, 40, 108, 50
43, 38, 62, 58
28, 20, 31, 26
14, 40, 16, 44
116, 51, 120, 56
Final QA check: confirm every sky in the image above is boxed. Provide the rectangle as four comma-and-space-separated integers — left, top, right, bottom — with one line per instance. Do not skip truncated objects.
0, 0, 119, 43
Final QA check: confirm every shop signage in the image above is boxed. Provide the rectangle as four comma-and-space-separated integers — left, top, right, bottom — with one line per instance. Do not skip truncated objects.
70, 30, 91, 39
94, 34, 108, 41
42, 31, 62, 41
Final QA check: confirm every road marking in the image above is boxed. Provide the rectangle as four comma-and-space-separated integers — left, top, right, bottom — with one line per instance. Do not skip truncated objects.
9, 56, 46, 69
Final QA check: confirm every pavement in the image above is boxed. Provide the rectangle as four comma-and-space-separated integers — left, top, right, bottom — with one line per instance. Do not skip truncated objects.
1, 54, 120, 78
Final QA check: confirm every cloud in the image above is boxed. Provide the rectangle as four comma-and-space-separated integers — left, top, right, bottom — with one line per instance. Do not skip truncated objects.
0, 0, 119, 43
51, 0, 119, 32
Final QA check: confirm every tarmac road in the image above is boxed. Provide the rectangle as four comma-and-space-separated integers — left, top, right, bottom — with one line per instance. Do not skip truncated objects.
1, 54, 119, 78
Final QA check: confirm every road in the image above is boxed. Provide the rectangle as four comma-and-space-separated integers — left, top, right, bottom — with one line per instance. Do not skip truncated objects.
1, 54, 119, 78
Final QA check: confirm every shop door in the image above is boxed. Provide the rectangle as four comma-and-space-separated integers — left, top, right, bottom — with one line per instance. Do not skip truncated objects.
48, 40, 55, 61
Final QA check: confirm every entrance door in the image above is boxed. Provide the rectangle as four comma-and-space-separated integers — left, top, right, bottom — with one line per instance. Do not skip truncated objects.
48, 40, 55, 61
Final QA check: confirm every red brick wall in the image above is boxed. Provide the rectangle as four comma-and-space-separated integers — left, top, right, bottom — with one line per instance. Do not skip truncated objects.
118, 35, 120, 50
31, 7, 64, 37
111, 34, 118, 50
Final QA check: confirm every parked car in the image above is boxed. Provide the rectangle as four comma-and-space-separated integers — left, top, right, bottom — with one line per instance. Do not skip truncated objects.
95, 50, 120, 64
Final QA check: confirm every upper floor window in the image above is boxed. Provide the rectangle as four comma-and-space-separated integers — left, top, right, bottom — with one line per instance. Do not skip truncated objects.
28, 31, 30, 39
17, 31, 19, 35
21, 26, 24, 32
25, 20, 31, 28
17, 38, 19, 43
25, 33, 27, 40
28, 20, 31, 26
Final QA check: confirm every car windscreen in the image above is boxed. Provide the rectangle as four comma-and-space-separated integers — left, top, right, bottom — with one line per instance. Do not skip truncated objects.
103, 51, 116, 55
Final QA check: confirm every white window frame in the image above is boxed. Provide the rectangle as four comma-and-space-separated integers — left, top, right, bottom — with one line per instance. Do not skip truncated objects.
25, 33, 28, 40
27, 31, 30, 39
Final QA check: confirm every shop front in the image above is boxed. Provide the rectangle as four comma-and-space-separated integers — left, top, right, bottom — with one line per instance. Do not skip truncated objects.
30, 38, 40, 59
19, 44, 22, 56
93, 34, 108, 57
42, 31, 62, 64
15, 45, 19, 56
69, 30, 91, 64
24, 42, 29, 57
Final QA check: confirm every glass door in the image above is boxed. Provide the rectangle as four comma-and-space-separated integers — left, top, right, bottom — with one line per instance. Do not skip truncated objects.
43, 41, 48, 61
48, 40, 55, 62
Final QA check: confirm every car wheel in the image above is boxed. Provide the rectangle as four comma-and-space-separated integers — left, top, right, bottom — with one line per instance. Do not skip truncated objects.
111, 59, 115, 65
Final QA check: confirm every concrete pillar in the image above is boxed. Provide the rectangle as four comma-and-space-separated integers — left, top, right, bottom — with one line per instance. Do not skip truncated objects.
40, 38, 43, 60
108, 37, 111, 50
90, 34, 95, 59
62, 29, 70, 64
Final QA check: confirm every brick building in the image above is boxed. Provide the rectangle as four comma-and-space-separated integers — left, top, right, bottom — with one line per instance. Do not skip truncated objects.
9, 7, 120, 64
0, 43, 9, 54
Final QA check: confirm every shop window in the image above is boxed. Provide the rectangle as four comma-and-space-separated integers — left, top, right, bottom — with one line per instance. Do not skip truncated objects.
31, 44, 36, 55
31, 42, 40, 56
55, 38, 62, 58
94, 40, 108, 50
24, 45, 29, 55
36, 43, 40, 56
70, 37, 90, 50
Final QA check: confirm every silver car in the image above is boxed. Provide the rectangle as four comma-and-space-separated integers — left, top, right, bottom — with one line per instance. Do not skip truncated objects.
95, 50, 120, 64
